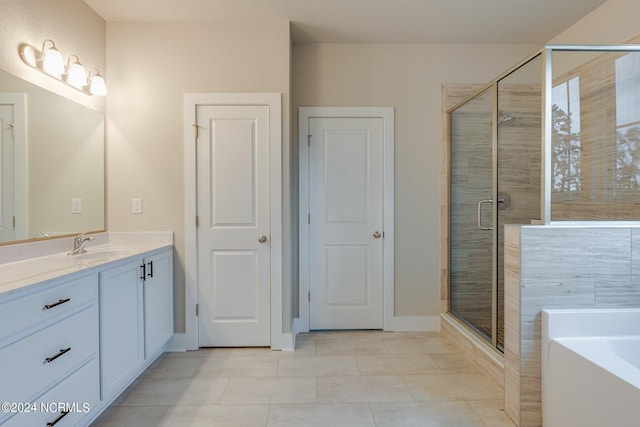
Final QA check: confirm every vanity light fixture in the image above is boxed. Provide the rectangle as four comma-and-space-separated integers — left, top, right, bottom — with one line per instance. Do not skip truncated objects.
19, 39, 106, 96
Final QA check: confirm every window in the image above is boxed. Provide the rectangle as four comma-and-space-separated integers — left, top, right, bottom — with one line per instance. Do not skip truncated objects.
615, 53, 640, 194
552, 76, 581, 194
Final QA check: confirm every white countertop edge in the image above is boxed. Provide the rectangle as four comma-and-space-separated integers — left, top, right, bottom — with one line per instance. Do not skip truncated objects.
0, 232, 174, 298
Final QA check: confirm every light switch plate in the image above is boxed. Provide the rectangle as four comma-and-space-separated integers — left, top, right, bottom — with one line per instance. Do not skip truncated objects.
132, 198, 143, 214
71, 198, 82, 214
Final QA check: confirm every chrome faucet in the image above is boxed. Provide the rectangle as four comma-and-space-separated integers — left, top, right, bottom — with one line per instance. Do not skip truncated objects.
68, 233, 94, 255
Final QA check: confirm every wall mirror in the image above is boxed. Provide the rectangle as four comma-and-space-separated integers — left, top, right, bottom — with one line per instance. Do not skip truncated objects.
0, 68, 104, 244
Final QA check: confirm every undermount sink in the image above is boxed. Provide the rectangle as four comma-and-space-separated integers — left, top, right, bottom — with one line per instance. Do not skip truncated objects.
74, 248, 133, 265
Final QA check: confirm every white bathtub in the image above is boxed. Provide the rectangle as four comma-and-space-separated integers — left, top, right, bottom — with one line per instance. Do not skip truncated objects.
542, 309, 640, 427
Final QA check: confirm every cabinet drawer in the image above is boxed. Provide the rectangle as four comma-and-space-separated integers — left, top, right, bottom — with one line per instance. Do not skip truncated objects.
0, 306, 98, 405
0, 274, 97, 342
2, 358, 99, 427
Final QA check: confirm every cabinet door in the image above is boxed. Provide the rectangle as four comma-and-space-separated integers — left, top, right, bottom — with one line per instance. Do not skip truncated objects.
99, 259, 144, 400
143, 249, 173, 359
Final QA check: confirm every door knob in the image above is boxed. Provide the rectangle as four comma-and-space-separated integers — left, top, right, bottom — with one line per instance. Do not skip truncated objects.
258, 235, 268, 243
373, 231, 382, 239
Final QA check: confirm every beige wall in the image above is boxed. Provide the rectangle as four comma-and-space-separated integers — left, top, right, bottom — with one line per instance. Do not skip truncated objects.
0, 0, 106, 113
550, 0, 640, 44
105, 21, 291, 333
293, 43, 539, 318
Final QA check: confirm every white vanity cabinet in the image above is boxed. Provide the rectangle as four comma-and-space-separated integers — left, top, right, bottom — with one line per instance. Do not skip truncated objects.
0, 273, 100, 427
98, 259, 145, 399
142, 250, 174, 359
98, 248, 173, 401
0, 239, 174, 426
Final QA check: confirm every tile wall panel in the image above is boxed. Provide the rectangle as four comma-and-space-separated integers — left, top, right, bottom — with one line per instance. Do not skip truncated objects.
520, 228, 631, 283
505, 225, 640, 427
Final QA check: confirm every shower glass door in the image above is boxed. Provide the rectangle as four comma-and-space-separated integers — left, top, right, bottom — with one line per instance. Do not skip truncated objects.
449, 54, 542, 350
449, 87, 495, 341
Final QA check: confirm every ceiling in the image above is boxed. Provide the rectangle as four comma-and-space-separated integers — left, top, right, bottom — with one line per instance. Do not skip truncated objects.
83, 0, 608, 44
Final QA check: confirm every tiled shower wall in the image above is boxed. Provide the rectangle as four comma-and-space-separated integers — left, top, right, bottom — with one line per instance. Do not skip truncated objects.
504, 225, 640, 426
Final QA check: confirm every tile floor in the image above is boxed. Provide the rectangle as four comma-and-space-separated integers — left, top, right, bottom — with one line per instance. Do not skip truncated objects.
91, 331, 515, 426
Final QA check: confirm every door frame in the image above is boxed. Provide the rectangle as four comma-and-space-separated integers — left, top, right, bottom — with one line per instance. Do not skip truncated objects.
298, 107, 395, 332
184, 93, 286, 350
0, 93, 28, 241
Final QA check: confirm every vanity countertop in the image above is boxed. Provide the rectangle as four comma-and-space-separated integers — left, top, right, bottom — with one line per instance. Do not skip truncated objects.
0, 232, 173, 297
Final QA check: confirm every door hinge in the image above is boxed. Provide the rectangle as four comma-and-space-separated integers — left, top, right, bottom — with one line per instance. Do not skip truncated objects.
196, 303, 199, 316
193, 123, 199, 139
307, 134, 311, 146
195, 215, 199, 227
308, 291, 311, 302
308, 214, 310, 224
12, 216, 15, 228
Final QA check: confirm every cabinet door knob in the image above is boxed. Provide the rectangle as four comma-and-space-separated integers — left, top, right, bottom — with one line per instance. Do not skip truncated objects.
258, 235, 268, 243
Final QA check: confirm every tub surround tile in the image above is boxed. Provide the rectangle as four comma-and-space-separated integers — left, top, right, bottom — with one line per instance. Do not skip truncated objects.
503, 350, 520, 425
520, 227, 631, 283
632, 229, 640, 281
505, 225, 640, 426
520, 281, 596, 324
595, 281, 640, 307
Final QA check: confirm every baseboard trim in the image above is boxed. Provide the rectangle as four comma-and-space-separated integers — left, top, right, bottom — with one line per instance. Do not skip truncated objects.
165, 333, 186, 352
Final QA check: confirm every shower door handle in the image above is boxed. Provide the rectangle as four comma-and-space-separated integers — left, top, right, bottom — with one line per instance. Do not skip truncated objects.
477, 199, 494, 230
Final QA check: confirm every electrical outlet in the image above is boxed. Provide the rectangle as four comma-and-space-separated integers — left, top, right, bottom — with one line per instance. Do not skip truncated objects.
132, 198, 143, 214
71, 198, 82, 214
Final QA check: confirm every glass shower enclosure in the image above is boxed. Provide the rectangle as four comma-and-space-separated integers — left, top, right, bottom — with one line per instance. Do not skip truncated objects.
448, 45, 640, 351
449, 55, 543, 350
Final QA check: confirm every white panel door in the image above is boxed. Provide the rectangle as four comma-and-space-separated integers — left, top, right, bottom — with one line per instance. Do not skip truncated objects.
309, 117, 384, 329
0, 105, 15, 242
197, 105, 271, 347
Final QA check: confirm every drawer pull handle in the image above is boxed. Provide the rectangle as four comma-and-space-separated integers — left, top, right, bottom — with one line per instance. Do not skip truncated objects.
44, 347, 71, 364
47, 410, 69, 426
43, 298, 71, 310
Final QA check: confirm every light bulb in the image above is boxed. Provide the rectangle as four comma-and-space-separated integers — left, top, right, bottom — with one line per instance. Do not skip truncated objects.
66, 61, 88, 88
42, 46, 64, 77
89, 73, 107, 96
